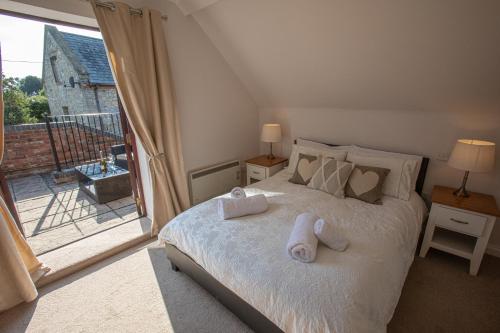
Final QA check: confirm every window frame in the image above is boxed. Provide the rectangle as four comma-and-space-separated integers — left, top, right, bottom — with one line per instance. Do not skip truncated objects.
49, 55, 61, 84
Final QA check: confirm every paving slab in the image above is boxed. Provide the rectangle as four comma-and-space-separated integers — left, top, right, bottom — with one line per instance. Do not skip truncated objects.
9, 173, 140, 255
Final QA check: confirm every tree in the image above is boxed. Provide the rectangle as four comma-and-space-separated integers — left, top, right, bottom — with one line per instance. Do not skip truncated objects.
3, 88, 30, 125
1, 74, 20, 92
20, 75, 42, 96
27, 92, 50, 121
2, 75, 40, 125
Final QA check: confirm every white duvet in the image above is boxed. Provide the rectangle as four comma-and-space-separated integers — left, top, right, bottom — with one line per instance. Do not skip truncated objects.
159, 170, 427, 333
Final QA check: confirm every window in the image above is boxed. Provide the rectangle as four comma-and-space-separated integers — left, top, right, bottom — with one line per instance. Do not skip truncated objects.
50, 55, 61, 83
62, 106, 69, 115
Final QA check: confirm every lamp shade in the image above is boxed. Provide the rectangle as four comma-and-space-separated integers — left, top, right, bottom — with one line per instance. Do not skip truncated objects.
448, 139, 495, 172
261, 124, 282, 143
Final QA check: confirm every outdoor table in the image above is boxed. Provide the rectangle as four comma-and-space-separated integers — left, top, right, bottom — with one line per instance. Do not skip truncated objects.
75, 162, 131, 204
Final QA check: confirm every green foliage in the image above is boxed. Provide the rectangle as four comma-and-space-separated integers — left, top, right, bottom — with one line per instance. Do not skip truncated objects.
3, 89, 34, 124
1, 74, 20, 92
27, 93, 50, 121
20, 75, 42, 96
2, 74, 47, 125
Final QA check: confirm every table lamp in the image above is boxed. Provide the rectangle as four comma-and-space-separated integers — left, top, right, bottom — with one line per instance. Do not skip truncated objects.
447, 139, 496, 197
261, 124, 281, 159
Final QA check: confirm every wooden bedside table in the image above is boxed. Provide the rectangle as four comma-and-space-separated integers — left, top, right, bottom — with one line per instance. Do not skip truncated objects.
419, 185, 499, 275
246, 155, 287, 185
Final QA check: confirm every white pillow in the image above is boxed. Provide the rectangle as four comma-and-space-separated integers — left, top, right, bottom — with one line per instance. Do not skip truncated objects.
351, 146, 423, 190
288, 144, 347, 173
322, 149, 349, 161
346, 152, 418, 200
296, 138, 355, 152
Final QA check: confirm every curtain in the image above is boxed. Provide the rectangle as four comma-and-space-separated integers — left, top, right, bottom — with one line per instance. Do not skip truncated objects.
0, 46, 48, 313
91, 1, 190, 235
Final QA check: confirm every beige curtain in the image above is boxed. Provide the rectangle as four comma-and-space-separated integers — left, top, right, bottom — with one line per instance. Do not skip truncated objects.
0, 46, 48, 313
91, 1, 190, 235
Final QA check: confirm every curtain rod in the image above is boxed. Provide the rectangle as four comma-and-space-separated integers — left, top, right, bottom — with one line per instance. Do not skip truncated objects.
89, 0, 168, 20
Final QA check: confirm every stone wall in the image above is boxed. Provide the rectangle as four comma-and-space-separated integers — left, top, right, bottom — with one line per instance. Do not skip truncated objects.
43, 28, 118, 117
96, 87, 119, 114
44, 30, 87, 116
1, 123, 122, 176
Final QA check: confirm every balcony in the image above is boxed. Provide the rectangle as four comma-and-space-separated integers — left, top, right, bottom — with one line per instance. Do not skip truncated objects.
10, 173, 143, 255
1, 112, 150, 283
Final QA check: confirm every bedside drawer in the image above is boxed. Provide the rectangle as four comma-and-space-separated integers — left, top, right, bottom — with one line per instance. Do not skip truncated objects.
247, 164, 266, 180
432, 204, 487, 237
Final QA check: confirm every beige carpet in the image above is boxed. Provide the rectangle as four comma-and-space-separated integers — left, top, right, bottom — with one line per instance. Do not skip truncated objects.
1, 242, 499, 333
388, 250, 500, 332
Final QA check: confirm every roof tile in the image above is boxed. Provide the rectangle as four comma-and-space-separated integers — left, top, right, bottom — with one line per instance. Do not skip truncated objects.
61, 32, 115, 85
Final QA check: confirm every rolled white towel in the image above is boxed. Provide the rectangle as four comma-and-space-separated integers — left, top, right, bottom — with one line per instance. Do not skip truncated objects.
217, 194, 268, 219
230, 187, 246, 199
314, 219, 349, 252
287, 213, 319, 263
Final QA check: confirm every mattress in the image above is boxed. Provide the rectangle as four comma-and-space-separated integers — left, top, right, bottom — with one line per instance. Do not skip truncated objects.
159, 169, 427, 333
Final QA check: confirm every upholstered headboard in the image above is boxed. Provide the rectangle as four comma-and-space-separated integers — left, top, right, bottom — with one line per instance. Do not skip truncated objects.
293, 139, 429, 195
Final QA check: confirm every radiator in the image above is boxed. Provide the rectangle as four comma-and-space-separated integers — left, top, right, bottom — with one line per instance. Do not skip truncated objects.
189, 160, 241, 205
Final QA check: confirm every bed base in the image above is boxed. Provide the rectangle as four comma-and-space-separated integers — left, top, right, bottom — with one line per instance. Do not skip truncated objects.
165, 243, 283, 333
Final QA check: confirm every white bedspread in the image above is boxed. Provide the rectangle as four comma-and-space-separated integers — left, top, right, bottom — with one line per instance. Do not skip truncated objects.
159, 170, 427, 333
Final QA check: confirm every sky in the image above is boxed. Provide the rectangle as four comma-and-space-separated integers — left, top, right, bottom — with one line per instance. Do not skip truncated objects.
0, 14, 102, 79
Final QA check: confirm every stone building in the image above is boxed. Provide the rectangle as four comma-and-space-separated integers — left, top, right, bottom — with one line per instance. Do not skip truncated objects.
42, 25, 118, 116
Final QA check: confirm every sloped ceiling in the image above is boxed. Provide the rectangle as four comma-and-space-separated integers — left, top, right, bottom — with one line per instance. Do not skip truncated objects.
189, 0, 500, 111
171, 0, 221, 15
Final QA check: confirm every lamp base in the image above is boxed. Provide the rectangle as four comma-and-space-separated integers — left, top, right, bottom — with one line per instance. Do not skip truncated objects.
267, 142, 275, 160
453, 186, 469, 198
453, 170, 470, 198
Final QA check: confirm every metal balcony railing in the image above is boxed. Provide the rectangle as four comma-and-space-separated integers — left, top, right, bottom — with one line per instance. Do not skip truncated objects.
45, 113, 124, 171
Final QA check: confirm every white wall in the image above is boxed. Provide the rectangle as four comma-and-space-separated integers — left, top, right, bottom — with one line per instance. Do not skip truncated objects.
0, 0, 101, 26
4, 0, 260, 217
136, 139, 154, 217
5, 0, 500, 252
142, 0, 259, 172
189, 0, 500, 252
192, 0, 500, 110
5, 0, 259, 172
260, 107, 500, 250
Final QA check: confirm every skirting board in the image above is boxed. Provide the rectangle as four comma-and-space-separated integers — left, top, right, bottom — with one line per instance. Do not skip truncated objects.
486, 245, 500, 258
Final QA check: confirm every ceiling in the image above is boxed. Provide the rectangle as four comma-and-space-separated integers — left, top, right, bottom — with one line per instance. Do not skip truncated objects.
179, 0, 500, 111
171, 0, 220, 15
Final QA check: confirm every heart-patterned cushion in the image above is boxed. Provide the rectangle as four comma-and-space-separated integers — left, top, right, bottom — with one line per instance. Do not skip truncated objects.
349, 169, 379, 195
289, 153, 321, 185
345, 165, 390, 204
307, 158, 354, 198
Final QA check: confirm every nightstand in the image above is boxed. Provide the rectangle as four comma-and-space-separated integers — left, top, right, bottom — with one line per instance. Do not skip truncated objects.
246, 155, 287, 185
419, 185, 499, 275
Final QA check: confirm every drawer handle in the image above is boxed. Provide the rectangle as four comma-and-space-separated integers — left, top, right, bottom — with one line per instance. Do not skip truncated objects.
252, 170, 261, 175
450, 218, 469, 225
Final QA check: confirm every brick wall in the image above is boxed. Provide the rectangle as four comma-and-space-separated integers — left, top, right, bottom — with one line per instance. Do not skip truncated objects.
1, 123, 122, 176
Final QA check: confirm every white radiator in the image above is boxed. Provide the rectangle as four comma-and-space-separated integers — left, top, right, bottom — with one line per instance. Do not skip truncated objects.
189, 160, 241, 205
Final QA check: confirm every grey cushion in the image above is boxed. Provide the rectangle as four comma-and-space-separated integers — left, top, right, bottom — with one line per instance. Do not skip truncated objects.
288, 153, 321, 185
115, 154, 128, 170
345, 165, 390, 204
307, 158, 354, 198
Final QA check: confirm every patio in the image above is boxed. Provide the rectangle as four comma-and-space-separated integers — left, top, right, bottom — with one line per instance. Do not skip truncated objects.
9, 173, 141, 255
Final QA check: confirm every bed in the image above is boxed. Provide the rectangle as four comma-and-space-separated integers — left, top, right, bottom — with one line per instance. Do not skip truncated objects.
159, 142, 429, 333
